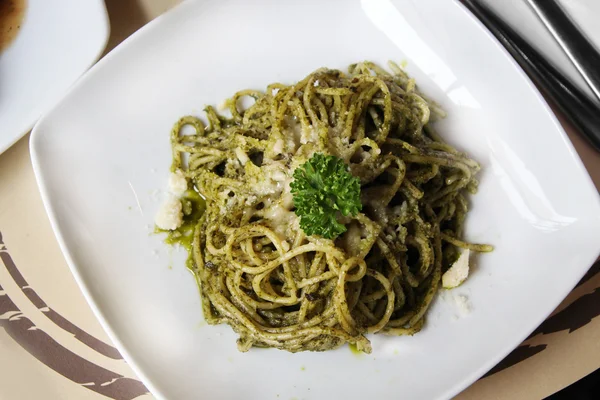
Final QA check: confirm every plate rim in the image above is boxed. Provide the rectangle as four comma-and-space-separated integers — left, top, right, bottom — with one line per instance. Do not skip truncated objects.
29, 0, 600, 399
0, 0, 111, 155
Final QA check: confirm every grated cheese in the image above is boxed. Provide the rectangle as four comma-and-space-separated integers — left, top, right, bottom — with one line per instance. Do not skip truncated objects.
442, 249, 470, 289
155, 195, 183, 230
168, 169, 187, 197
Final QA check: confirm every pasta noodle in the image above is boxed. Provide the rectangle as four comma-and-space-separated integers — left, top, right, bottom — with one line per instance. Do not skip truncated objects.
165, 61, 492, 353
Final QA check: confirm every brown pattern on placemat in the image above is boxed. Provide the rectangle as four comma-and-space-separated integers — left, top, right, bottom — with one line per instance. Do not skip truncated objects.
0, 231, 149, 398
0, 231, 122, 360
0, 281, 148, 399
532, 287, 600, 335
482, 344, 548, 378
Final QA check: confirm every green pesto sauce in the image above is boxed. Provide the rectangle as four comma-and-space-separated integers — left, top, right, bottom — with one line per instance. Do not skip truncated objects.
349, 343, 363, 356
156, 189, 206, 271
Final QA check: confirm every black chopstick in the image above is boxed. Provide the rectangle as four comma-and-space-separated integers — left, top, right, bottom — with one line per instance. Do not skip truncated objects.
461, 0, 600, 151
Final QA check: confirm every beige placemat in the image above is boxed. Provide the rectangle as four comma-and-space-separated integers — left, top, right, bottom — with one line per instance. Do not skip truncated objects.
1, 1, 599, 399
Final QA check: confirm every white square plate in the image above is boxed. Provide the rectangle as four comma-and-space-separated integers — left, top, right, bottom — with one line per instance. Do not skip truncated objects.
0, 0, 109, 154
30, 0, 600, 399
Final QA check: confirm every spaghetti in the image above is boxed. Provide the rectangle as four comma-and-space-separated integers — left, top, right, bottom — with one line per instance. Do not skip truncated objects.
166, 61, 492, 353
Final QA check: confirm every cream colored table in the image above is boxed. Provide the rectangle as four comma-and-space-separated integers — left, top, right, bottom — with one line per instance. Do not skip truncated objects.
1, 1, 599, 399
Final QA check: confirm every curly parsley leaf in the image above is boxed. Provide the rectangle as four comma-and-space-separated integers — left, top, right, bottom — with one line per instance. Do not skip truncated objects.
290, 153, 362, 239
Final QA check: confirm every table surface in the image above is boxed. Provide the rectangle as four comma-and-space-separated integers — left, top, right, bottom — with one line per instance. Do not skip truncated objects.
1, 1, 599, 399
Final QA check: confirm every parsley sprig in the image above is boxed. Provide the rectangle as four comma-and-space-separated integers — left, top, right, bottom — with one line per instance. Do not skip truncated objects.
290, 154, 362, 239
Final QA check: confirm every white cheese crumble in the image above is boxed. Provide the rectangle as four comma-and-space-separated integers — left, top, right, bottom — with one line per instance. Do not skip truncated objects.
168, 169, 188, 197
254, 179, 278, 196
300, 127, 319, 145
264, 202, 297, 239
155, 195, 183, 230
235, 147, 250, 165
281, 191, 294, 209
245, 195, 258, 206
273, 139, 284, 154
442, 249, 470, 289
286, 139, 297, 152
271, 170, 287, 182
